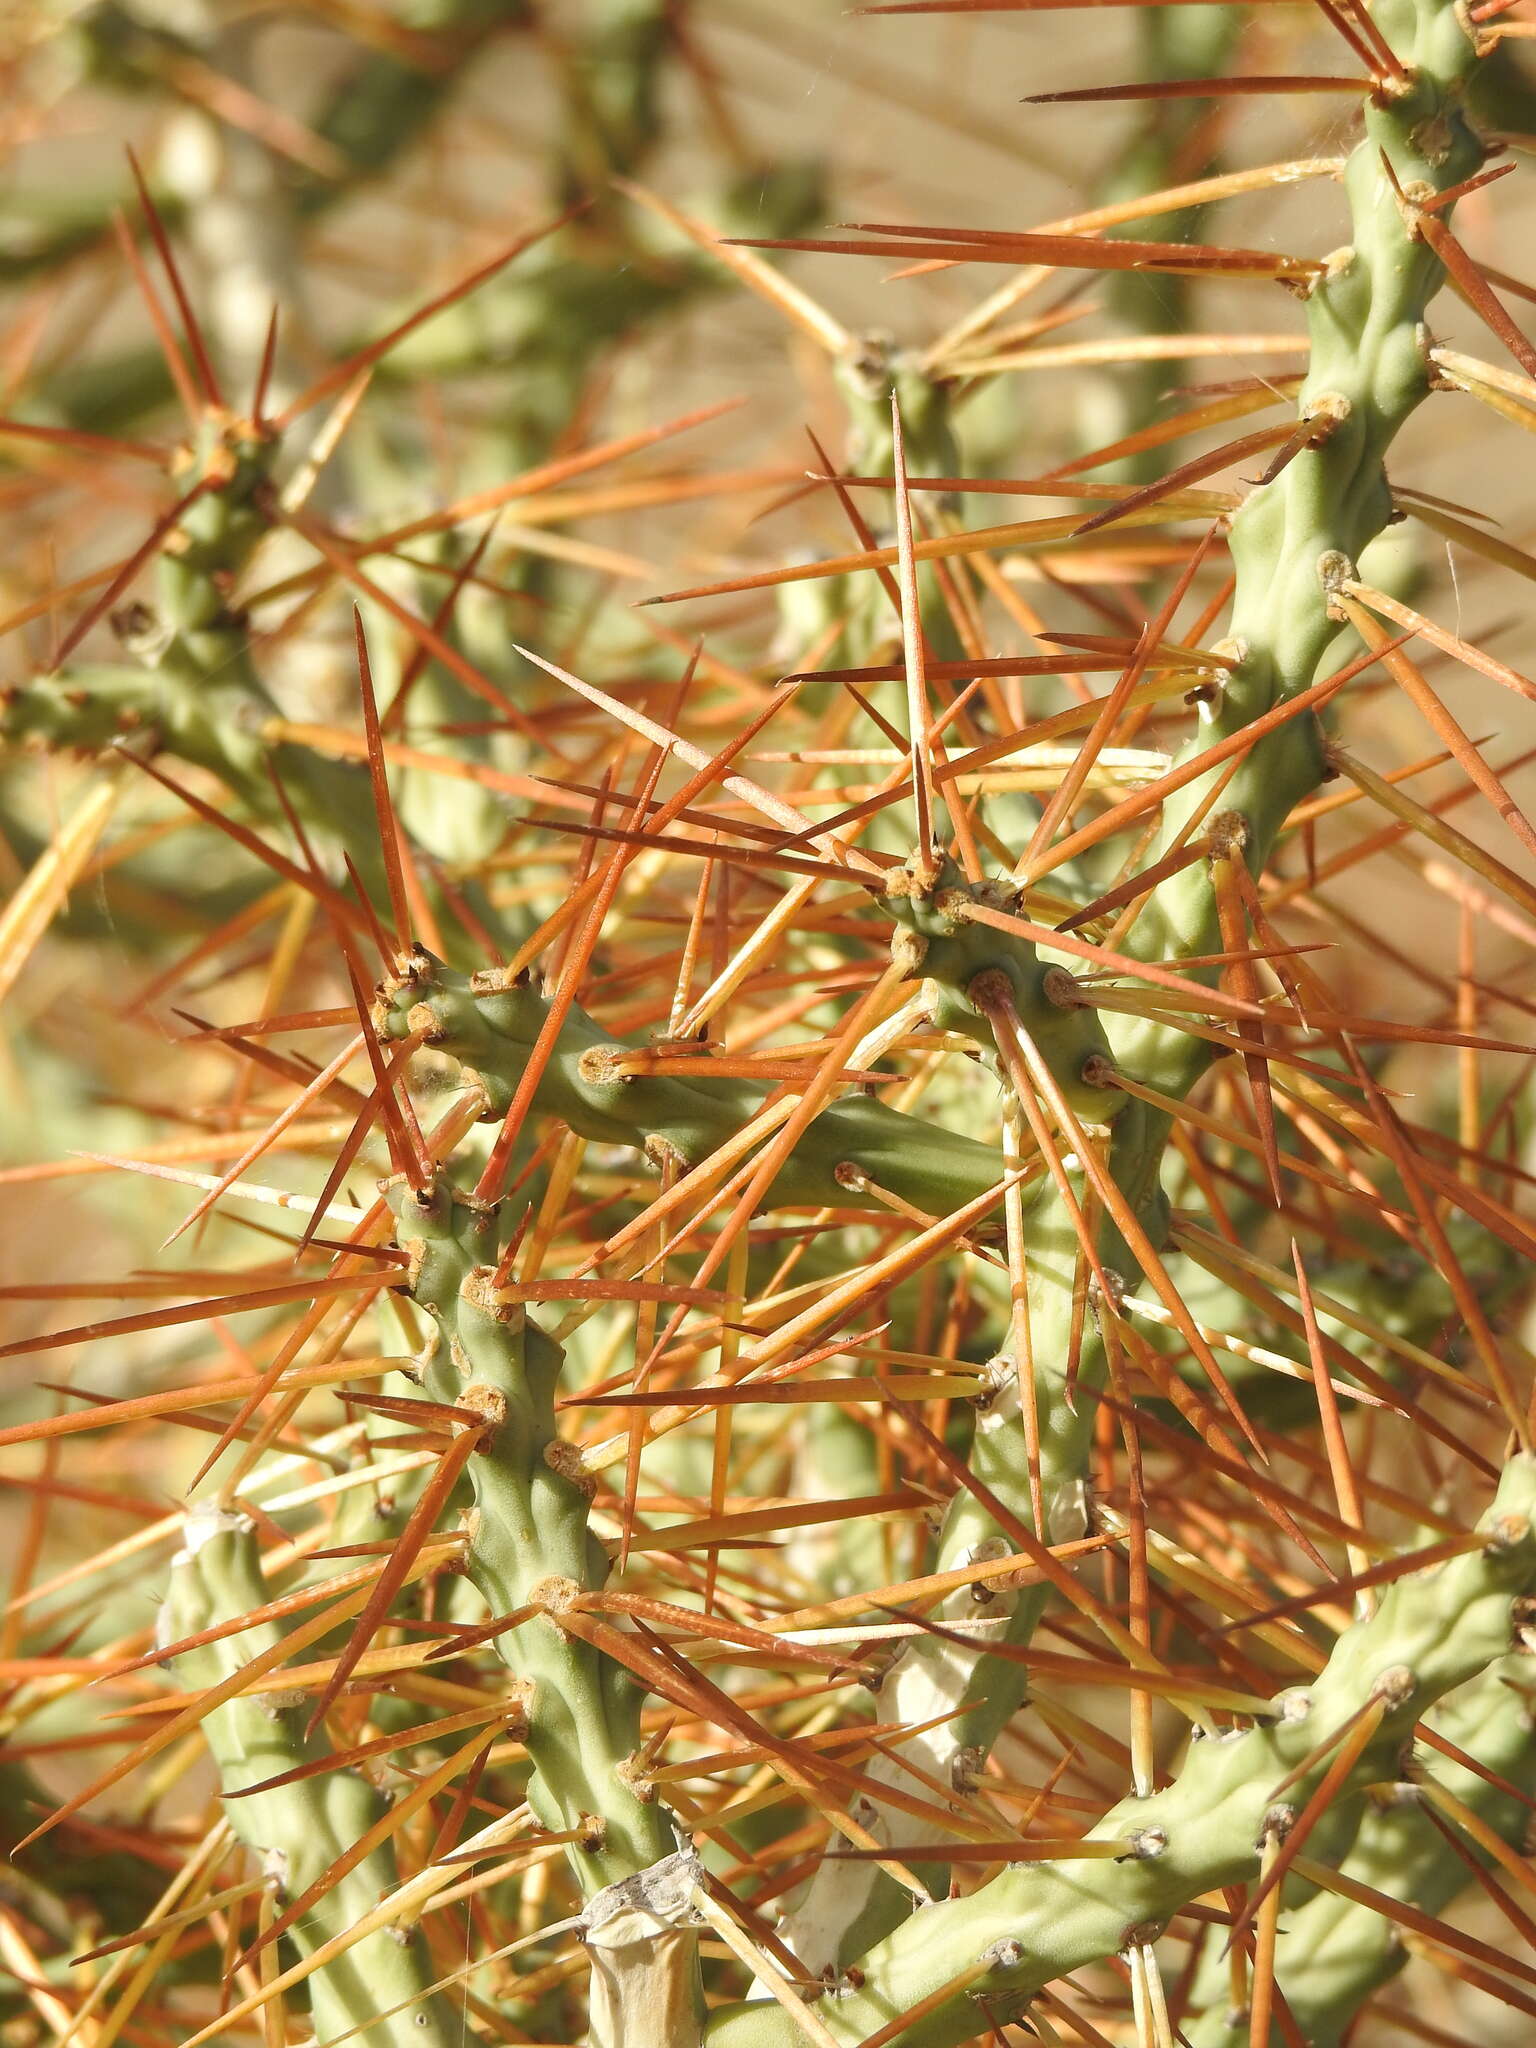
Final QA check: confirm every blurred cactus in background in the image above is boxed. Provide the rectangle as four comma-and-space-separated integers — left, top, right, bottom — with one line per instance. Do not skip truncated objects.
5, 4, 1536, 2048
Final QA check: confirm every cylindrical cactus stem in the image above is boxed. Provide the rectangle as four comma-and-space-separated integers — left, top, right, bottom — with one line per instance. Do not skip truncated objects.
387, 1179, 705, 2048
159, 1506, 458, 2048
707, 1455, 1536, 2048
1184, 1648, 1536, 2046
818, 347, 972, 691
0, 423, 500, 940
3, 422, 376, 848
378, 931, 1125, 1215
377, 949, 1007, 1214
785, 0, 1494, 1973
837, 344, 963, 491
1112, 0, 1488, 1086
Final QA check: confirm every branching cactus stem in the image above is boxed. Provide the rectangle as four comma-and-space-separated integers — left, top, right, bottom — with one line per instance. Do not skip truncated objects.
708, 1457, 1536, 2047
8, 1, 1536, 2044
781, 0, 1508, 1976
387, 1179, 705, 2045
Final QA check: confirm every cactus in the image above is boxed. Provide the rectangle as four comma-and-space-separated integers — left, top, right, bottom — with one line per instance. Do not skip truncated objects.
708, 1459, 1536, 2047
4, 3, 1536, 2048
159, 1507, 459, 2048
1184, 1650, 1536, 2046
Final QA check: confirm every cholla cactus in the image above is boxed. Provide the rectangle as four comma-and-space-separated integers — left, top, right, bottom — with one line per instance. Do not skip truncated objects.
5, 4, 1536, 2048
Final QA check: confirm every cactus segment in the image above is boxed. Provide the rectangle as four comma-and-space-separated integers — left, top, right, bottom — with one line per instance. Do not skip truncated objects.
163, 1509, 458, 2048
708, 1458, 1536, 2048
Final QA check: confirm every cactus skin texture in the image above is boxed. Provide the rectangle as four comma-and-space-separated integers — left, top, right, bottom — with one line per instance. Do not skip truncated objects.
706, 1457, 1536, 2048
1185, 1651, 1536, 2046
161, 1508, 458, 2048
388, 1179, 677, 1887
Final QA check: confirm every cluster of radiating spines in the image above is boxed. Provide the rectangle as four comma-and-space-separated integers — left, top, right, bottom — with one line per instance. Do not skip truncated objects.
0, 192, 790, 977
7, 0, 1536, 2043
606, 0, 1536, 2010
371, 850, 1125, 1209
774, 7, 1536, 2008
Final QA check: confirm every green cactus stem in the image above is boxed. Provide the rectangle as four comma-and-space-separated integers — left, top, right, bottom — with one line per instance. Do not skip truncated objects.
1, 421, 381, 855
707, 1455, 1536, 2048
161, 1506, 459, 2048
1184, 1648, 1536, 2046
781, 0, 1497, 1974
377, 948, 1011, 1215
388, 1175, 706, 2045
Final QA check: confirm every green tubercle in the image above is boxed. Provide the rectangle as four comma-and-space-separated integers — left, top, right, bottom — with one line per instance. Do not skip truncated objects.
879, 853, 1121, 1121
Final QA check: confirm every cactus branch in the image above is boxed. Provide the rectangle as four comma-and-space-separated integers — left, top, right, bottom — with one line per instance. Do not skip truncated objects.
706, 1456, 1536, 2048
779, 0, 1505, 1974
1184, 1649, 1536, 2045
161, 1508, 459, 2048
